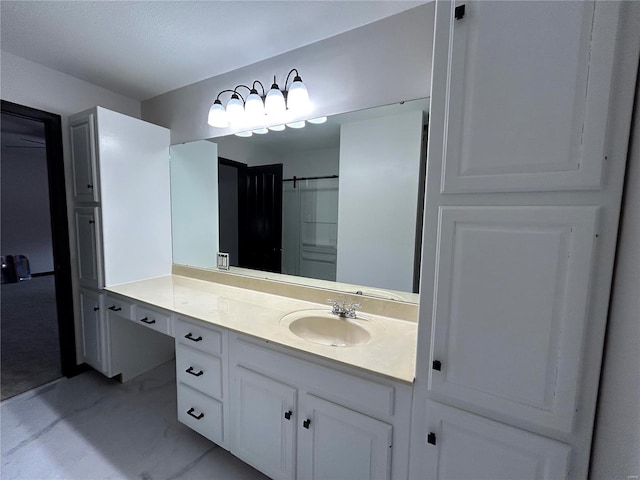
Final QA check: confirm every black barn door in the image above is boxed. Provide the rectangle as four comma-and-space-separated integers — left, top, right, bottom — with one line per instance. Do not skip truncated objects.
238, 163, 283, 273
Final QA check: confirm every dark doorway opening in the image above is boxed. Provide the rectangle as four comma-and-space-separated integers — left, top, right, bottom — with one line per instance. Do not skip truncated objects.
1, 100, 78, 399
218, 159, 283, 274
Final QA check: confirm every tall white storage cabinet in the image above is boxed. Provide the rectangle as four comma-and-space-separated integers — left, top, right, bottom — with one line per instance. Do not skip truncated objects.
70, 107, 173, 375
411, 2, 639, 479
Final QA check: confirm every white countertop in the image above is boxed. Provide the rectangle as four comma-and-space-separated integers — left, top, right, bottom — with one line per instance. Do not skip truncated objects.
106, 275, 417, 383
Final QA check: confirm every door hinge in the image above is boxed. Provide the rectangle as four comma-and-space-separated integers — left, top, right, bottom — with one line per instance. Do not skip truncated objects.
432, 360, 442, 371
455, 4, 465, 20
427, 432, 437, 445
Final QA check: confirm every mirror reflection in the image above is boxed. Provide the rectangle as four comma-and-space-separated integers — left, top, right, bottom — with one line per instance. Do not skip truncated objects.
170, 98, 429, 302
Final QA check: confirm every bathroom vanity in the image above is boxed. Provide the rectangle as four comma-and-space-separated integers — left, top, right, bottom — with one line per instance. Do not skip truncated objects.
66, 1, 640, 478
103, 272, 417, 480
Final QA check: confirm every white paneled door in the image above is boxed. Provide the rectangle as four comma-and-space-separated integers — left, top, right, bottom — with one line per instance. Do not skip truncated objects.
439, 1, 614, 192
429, 206, 598, 433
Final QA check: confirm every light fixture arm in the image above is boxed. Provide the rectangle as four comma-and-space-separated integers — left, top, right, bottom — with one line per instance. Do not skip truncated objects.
215, 89, 240, 102
284, 68, 301, 90
252, 80, 266, 97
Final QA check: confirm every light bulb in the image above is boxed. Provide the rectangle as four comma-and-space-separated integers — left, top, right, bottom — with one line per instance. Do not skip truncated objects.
245, 89, 265, 122
308, 116, 327, 125
286, 120, 306, 129
252, 128, 268, 134
287, 75, 310, 113
234, 130, 252, 137
265, 82, 286, 116
226, 94, 244, 125
208, 99, 229, 127
268, 124, 286, 132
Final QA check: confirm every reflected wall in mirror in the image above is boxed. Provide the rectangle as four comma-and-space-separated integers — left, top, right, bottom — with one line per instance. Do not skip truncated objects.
170, 98, 429, 302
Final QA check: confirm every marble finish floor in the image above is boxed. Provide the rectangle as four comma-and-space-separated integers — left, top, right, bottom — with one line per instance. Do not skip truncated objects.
1, 361, 268, 480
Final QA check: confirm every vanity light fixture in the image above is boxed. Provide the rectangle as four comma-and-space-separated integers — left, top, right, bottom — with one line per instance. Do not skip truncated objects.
207, 69, 311, 129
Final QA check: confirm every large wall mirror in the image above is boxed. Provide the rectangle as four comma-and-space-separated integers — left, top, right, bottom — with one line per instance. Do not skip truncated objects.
170, 98, 429, 303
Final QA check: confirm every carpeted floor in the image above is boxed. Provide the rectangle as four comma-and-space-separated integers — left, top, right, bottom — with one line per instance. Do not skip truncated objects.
1, 275, 61, 401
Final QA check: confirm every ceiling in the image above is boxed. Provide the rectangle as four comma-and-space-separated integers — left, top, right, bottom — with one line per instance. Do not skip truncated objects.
1, 1, 426, 102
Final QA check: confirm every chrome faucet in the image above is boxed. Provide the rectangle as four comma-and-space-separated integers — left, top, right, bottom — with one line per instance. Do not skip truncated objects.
327, 299, 361, 319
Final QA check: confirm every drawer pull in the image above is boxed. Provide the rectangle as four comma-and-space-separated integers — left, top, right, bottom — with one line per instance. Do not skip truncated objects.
185, 333, 203, 342
303, 419, 311, 429
187, 408, 204, 420
284, 410, 292, 420
108, 306, 122, 312
140, 317, 156, 325
186, 366, 204, 377
87, 184, 94, 190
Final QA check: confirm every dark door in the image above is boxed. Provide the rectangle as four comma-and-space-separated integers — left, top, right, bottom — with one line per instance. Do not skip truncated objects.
239, 164, 283, 273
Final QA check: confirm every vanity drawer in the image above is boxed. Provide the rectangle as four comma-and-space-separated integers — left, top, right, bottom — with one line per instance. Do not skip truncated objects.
134, 305, 172, 336
175, 317, 223, 355
104, 295, 134, 320
176, 344, 223, 399
177, 383, 224, 445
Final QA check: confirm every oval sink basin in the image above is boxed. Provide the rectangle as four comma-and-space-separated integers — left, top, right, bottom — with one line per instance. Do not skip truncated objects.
281, 310, 371, 347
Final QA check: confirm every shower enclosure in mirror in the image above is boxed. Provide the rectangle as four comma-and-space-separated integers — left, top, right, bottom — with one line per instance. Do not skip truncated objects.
170, 98, 428, 302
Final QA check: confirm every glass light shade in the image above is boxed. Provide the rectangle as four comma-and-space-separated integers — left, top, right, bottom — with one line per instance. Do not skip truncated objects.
252, 128, 269, 134
287, 77, 310, 113
286, 120, 306, 129
208, 100, 229, 127
265, 86, 286, 116
245, 91, 265, 122
234, 130, 253, 137
307, 116, 327, 124
226, 95, 244, 125
268, 124, 286, 132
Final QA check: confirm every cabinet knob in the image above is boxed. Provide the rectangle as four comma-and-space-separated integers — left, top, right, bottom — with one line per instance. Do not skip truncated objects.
140, 317, 156, 324
284, 410, 292, 420
87, 184, 94, 189
303, 419, 311, 429
187, 408, 204, 420
93, 306, 99, 312
432, 360, 442, 371
427, 432, 437, 445
185, 333, 203, 342
185, 366, 204, 377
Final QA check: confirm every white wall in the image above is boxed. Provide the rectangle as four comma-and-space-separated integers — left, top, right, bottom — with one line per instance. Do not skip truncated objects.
591, 78, 640, 479
1, 144, 53, 273
336, 110, 423, 292
280, 147, 339, 179
170, 141, 219, 268
141, 3, 434, 145
1, 51, 141, 362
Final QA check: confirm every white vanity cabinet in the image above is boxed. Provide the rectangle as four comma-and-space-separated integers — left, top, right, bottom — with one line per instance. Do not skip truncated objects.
69, 112, 99, 203
74, 206, 102, 289
232, 366, 297, 480
297, 394, 392, 480
79, 288, 108, 375
229, 333, 412, 480
421, 401, 570, 480
69, 106, 172, 289
175, 317, 230, 449
411, 1, 637, 479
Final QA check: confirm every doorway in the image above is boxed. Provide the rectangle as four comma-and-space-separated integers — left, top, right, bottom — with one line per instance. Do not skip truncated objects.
1, 100, 77, 400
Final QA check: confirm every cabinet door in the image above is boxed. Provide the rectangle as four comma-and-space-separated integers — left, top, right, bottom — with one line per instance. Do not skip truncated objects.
437, 1, 616, 192
428, 206, 597, 433
231, 366, 297, 480
80, 289, 104, 372
74, 207, 102, 289
422, 401, 570, 480
70, 113, 99, 202
298, 394, 392, 480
